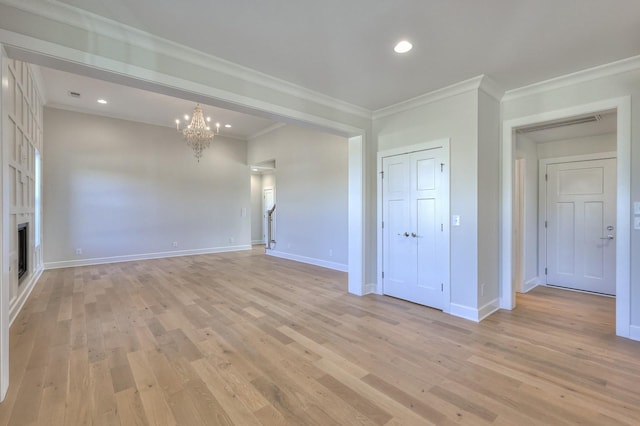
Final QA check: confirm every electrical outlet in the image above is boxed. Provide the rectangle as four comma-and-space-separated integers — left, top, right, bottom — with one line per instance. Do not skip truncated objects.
634, 201, 640, 215
635, 217, 640, 230
172, 241, 178, 248
241, 208, 247, 217
229, 237, 235, 244
75, 248, 82, 255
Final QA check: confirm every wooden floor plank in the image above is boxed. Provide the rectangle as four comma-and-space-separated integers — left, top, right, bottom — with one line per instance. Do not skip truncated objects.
0, 246, 638, 425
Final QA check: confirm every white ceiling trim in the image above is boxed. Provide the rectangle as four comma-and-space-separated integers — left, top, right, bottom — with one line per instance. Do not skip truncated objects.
0, 0, 373, 120
478, 75, 504, 101
503, 54, 640, 102
373, 75, 485, 120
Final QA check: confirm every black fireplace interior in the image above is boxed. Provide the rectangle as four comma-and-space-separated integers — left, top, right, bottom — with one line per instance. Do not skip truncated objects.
18, 223, 27, 281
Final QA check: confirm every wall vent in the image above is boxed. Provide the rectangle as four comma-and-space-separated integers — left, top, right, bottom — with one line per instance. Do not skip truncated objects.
68, 91, 81, 98
516, 115, 601, 134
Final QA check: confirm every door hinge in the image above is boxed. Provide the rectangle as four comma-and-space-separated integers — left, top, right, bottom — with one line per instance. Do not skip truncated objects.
441, 283, 443, 292
545, 173, 548, 181
382, 271, 384, 279
545, 267, 548, 275
440, 163, 444, 172
380, 171, 384, 179
441, 223, 444, 232
382, 221, 384, 229
545, 220, 547, 228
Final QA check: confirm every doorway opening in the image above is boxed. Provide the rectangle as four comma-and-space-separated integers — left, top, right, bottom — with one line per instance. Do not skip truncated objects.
514, 111, 617, 299
501, 97, 632, 339
250, 160, 276, 248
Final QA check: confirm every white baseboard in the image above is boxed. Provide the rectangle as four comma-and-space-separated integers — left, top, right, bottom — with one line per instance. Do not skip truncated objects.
629, 325, 640, 341
251, 240, 265, 245
44, 245, 252, 270
266, 250, 348, 272
450, 298, 499, 322
450, 303, 480, 322
10, 267, 43, 326
363, 283, 377, 295
521, 277, 540, 293
478, 298, 500, 321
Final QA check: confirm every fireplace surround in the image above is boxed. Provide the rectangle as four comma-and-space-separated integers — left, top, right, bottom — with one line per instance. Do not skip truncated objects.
18, 223, 27, 282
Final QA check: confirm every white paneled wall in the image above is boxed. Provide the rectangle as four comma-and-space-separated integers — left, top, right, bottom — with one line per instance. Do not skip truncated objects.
4, 59, 43, 321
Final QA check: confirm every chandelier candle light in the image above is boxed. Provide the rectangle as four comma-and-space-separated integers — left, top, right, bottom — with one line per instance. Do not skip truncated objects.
175, 104, 219, 161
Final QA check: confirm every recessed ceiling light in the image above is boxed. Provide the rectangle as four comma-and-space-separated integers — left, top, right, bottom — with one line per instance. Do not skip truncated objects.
225, 124, 232, 128
252, 168, 258, 172
97, 99, 108, 104
394, 40, 413, 54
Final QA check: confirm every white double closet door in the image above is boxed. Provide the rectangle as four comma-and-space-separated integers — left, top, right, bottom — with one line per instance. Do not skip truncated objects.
382, 146, 449, 310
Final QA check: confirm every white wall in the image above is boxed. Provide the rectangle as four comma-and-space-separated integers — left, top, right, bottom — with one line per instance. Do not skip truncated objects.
43, 108, 251, 267
247, 125, 348, 271
250, 174, 263, 243
537, 133, 616, 159
477, 90, 501, 311
515, 134, 540, 289
374, 90, 486, 316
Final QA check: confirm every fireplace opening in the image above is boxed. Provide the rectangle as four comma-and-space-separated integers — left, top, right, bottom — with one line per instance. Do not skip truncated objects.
18, 223, 27, 282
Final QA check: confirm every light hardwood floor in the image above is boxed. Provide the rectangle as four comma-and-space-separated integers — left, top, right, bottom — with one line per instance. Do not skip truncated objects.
0, 247, 639, 425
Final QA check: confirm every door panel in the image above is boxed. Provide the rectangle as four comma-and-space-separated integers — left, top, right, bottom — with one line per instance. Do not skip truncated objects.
382, 155, 412, 293
546, 158, 616, 295
416, 197, 441, 307
555, 202, 575, 275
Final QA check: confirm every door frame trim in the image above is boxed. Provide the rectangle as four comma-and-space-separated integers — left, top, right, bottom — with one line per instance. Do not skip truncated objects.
500, 96, 632, 339
538, 152, 617, 289
376, 138, 451, 313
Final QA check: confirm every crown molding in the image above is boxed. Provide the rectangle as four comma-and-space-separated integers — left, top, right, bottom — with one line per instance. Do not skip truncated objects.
373, 75, 484, 120
503, 54, 640, 102
0, 0, 372, 121
478, 75, 504, 101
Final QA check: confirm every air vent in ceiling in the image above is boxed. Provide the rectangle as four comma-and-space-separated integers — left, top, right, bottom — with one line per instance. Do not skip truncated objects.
516, 115, 601, 134
68, 91, 81, 98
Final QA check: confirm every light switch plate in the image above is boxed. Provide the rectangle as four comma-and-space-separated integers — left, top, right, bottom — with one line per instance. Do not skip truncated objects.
635, 217, 640, 230
634, 201, 640, 215
452, 215, 461, 226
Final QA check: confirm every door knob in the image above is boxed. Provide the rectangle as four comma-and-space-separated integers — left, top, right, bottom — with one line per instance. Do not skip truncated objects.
397, 232, 409, 237
411, 232, 417, 238
600, 235, 614, 240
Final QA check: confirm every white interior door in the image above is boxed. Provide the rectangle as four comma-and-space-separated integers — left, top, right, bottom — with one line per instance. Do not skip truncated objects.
382, 148, 448, 309
546, 158, 616, 295
263, 188, 274, 245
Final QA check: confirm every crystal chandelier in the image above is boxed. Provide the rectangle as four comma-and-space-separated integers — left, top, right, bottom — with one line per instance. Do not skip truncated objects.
175, 104, 219, 161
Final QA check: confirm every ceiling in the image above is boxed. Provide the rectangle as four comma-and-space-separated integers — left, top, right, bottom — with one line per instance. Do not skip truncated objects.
39, 67, 279, 139
17, 1, 640, 136
52, 0, 640, 110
